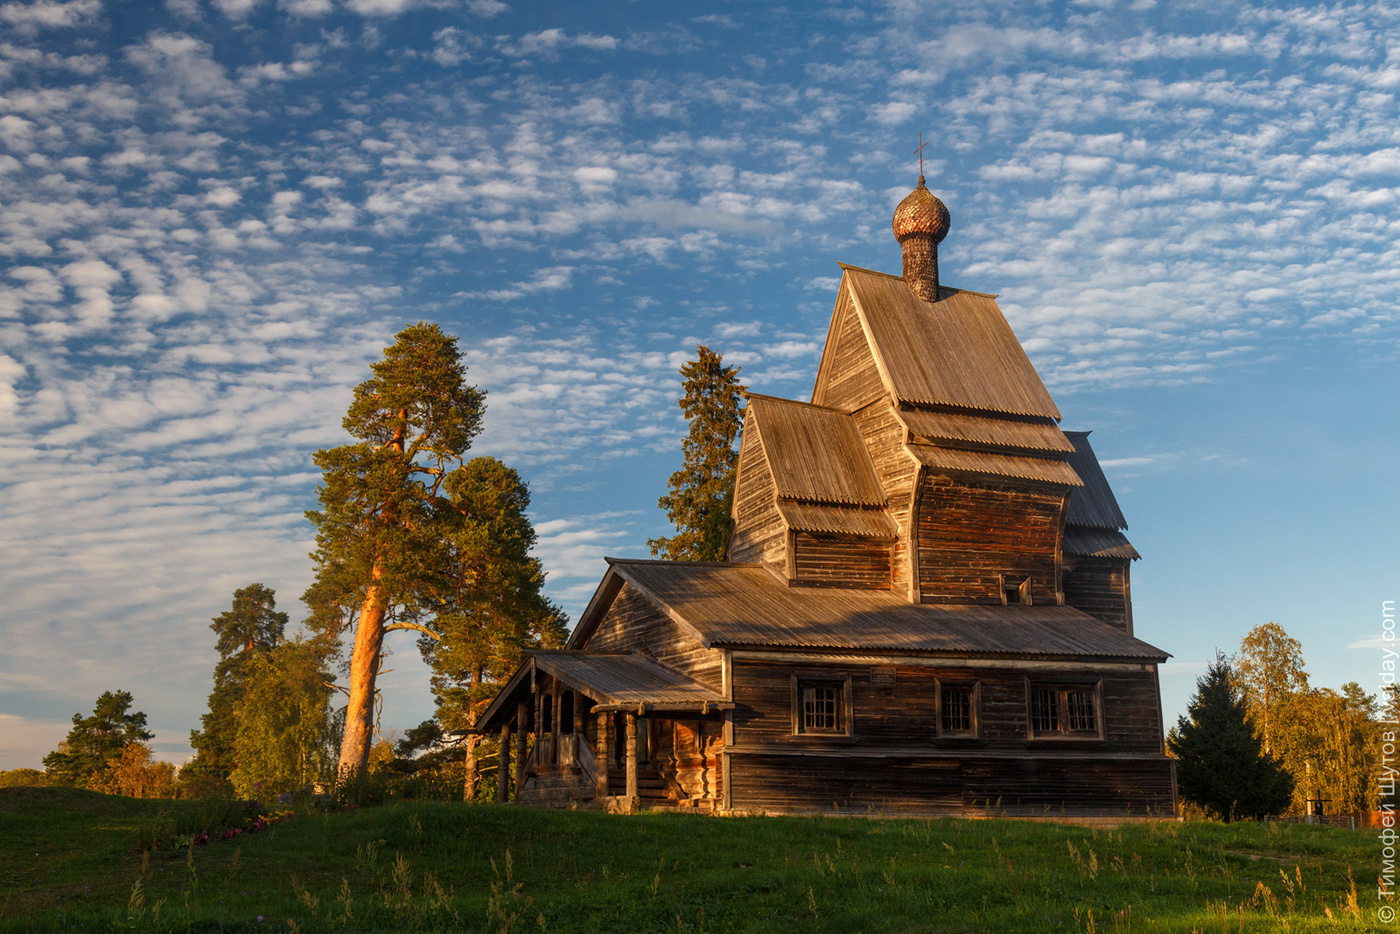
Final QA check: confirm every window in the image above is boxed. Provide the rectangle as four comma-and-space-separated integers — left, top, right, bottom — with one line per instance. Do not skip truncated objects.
541, 693, 553, 734
1028, 683, 1101, 738
802, 685, 840, 732
1000, 574, 1032, 606
791, 676, 852, 737
940, 683, 977, 736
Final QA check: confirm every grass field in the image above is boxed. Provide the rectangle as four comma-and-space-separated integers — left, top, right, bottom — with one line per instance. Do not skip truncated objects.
0, 786, 1389, 932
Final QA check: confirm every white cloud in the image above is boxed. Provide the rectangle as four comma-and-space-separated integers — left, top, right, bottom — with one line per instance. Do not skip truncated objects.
0, 0, 100, 31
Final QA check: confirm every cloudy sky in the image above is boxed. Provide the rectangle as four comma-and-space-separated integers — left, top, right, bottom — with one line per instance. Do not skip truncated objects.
2, 0, 1397, 769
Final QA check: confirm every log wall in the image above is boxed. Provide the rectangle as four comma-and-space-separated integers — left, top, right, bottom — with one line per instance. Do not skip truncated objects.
586, 583, 725, 691
916, 473, 1067, 605
792, 533, 892, 589
726, 657, 1170, 815
1062, 555, 1133, 634
850, 404, 917, 596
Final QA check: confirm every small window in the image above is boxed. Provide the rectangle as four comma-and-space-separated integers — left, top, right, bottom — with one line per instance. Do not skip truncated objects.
802, 685, 840, 732
1028, 683, 1101, 738
792, 677, 851, 737
1001, 575, 1032, 606
941, 684, 974, 735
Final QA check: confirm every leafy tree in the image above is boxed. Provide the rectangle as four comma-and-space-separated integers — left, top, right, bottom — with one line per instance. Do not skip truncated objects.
1168, 653, 1293, 820
0, 769, 47, 788
1234, 622, 1309, 756
229, 638, 337, 799
184, 584, 288, 796
89, 745, 177, 799
42, 691, 154, 788
648, 345, 745, 561
418, 457, 568, 797
305, 322, 486, 777
1274, 684, 1381, 814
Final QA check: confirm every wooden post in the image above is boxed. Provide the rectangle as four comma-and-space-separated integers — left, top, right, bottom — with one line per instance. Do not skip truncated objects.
515, 701, 529, 801
596, 711, 610, 801
625, 711, 638, 801
497, 723, 510, 803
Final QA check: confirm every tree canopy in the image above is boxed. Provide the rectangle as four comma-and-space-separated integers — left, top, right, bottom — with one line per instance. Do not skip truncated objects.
42, 690, 155, 788
1234, 621, 1309, 756
1168, 653, 1293, 820
649, 344, 745, 562
306, 322, 561, 781
185, 583, 288, 796
229, 637, 337, 799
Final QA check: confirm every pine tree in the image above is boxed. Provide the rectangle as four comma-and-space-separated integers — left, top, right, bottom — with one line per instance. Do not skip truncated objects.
184, 584, 288, 796
42, 691, 154, 788
304, 322, 487, 777
648, 345, 745, 561
1167, 653, 1293, 820
418, 456, 568, 799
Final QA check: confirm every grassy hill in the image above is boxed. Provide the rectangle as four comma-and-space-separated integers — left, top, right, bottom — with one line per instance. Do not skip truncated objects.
0, 786, 1385, 932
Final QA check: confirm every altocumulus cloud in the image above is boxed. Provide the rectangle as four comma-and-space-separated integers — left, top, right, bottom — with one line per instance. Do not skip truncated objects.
0, 0, 1396, 767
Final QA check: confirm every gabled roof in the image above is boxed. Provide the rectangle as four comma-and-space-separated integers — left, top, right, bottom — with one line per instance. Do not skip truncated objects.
1063, 431, 1130, 530
589, 559, 1167, 661
746, 394, 886, 506
838, 264, 1061, 419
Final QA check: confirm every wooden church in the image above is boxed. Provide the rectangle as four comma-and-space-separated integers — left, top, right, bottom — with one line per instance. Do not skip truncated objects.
475, 174, 1176, 817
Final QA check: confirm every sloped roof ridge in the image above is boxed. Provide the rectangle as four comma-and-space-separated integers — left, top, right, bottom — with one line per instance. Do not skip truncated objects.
605, 556, 759, 568
837, 262, 999, 299
742, 391, 848, 414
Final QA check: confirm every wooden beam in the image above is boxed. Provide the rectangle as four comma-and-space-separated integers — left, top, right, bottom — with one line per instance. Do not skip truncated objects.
625, 712, 638, 799
497, 722, 510, 803
514, 701, 528, 801
596, 711, 610, 801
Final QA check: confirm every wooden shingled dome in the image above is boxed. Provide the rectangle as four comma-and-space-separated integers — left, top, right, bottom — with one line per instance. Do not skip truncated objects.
891, 175, 951, 243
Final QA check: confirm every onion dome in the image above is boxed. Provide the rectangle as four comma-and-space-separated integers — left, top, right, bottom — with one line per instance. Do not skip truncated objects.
892, 175, 950, 244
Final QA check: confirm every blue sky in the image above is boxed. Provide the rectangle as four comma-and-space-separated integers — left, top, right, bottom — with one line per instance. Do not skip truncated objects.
1, 0, 1397, 769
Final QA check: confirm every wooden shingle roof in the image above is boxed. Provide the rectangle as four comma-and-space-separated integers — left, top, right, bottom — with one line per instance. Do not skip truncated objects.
747, 394, 886, 507
1063, 528, 1140, 560
607, 560, 1167, 661
776, 501, 899, 540
840, 264, 1061, 419
1063, 431, 1130, 530
898, 407, 1075, 454
906, 443, 1084, 487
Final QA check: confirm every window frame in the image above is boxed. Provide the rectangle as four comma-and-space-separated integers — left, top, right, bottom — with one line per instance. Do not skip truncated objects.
934, 678, 981, 740
789, 674, 854, 739
1024, 679, 1104, 741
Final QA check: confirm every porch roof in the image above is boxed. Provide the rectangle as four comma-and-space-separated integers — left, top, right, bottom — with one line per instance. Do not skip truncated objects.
475, 650, 730, 734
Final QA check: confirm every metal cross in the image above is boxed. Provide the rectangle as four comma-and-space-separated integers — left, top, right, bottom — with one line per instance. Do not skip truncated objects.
913, 131, 928, 176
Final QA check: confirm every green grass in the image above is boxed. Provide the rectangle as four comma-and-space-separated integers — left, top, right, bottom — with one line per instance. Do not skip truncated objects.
0, 786, 1389, 932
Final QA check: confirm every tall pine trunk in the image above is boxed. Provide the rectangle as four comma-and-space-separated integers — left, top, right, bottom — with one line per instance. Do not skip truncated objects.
337, 579, 387, 777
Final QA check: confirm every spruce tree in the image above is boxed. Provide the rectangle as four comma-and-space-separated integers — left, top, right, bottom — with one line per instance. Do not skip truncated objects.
1168, 653, 1293, 820
648, 345, 745, 562
184, 584, 288, 795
